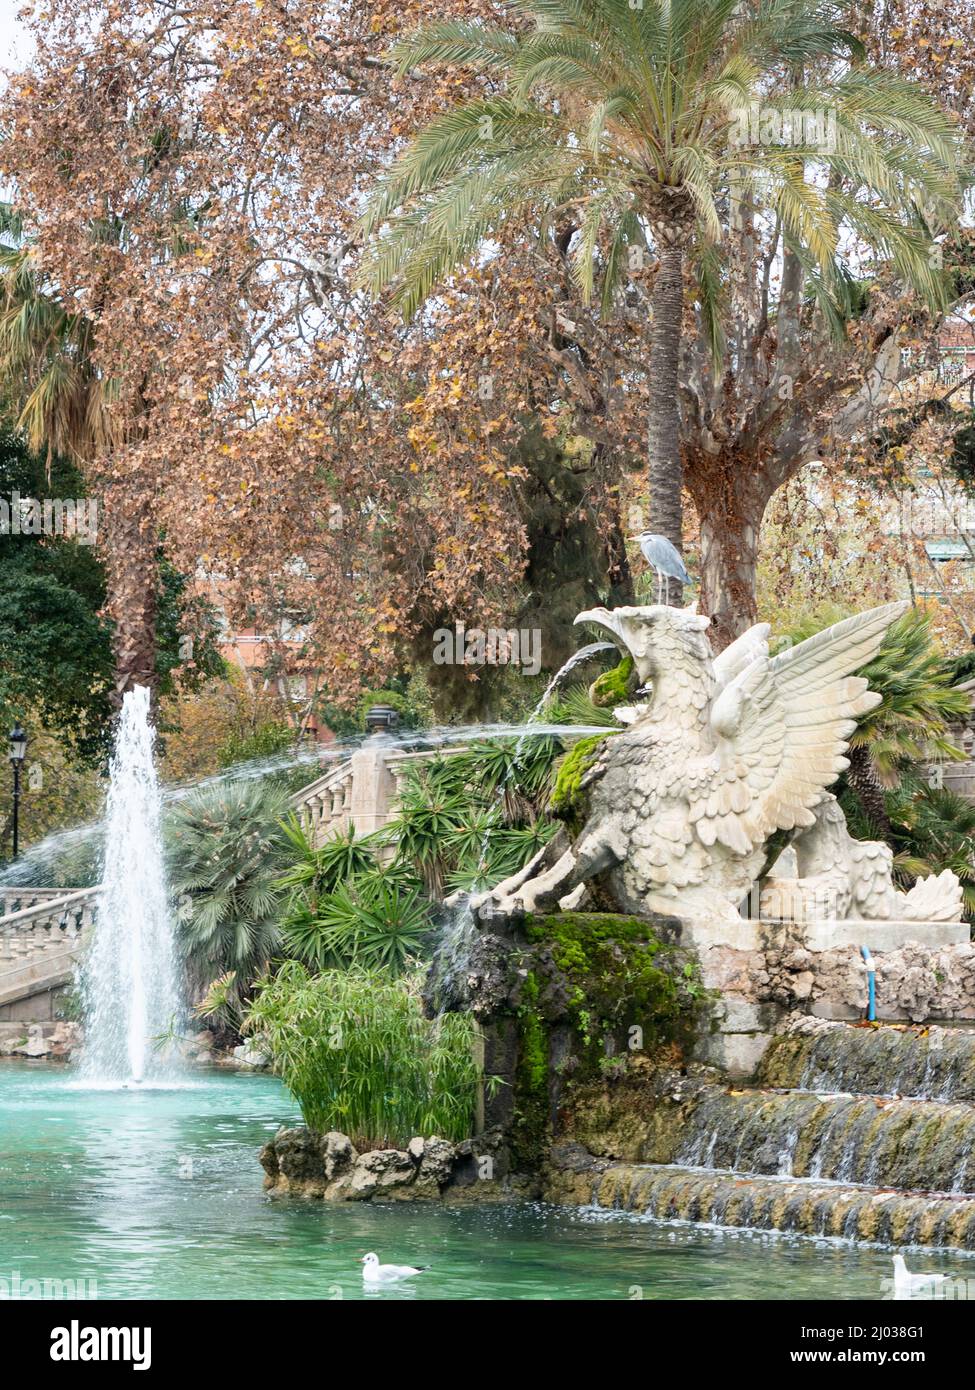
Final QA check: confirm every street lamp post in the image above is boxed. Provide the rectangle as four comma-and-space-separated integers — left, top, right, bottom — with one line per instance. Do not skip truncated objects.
8, 725, 27, 861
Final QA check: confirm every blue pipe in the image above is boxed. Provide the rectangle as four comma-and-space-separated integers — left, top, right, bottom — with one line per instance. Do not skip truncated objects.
860, 945, 876, 1022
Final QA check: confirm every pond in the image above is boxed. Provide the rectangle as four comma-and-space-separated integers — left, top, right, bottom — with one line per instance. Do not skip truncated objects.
0, 1062, 965, 1301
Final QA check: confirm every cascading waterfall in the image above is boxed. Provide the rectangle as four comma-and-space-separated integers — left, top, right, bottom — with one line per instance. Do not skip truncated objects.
513, 641, 617, 762
760, 1018, 975, 1104
568, 1020, 975, 1251
589, 1165, 975, 1250
671, 1088, 975, 1192
426, 901, 481, 1014
80, 685, 182, 1083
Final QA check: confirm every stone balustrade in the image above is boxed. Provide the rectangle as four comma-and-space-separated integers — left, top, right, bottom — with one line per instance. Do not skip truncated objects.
0, 887, 101, 959
941, 760, 975, 798
288, 759, 356, 844
288, 740, 476, 848
0, 886, 102, 1019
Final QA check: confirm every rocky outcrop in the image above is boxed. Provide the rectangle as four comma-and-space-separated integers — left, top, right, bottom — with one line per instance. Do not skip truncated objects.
699, 937, 975, 1025
427, 908, 711, 1169
258, 1125, 535, 1202
231, 1041, 270, 1069
0, 1020, 82, 1058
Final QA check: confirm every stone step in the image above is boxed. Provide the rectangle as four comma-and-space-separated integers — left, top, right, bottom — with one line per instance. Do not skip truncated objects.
668, 1087, 975, 1194
547, 1157, 975, 1251
760, 1018, 975, 1103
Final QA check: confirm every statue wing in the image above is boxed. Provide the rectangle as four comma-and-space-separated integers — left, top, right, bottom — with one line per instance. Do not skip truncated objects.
712, 623, 771, 689
689, 602, 907, 856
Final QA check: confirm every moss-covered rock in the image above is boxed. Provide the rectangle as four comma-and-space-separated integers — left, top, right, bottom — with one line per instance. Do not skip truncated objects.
589, 654, 635, 707
430, 907, 714, 1176
500, 912, 713, 1166
522, 911, 711, 1061
553, 1055, 714, 1163
549, 734, 618, 824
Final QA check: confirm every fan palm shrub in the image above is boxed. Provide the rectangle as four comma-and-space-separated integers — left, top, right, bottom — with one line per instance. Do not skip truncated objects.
888, 783, 975, 921
779, 607, 974, 914
776, 606, 969, 835
167, 778, 293, 1014
244, 962, 479, 1147
849, 610, 970, 785
359, 0, 965, 594
281, 876, 431, 973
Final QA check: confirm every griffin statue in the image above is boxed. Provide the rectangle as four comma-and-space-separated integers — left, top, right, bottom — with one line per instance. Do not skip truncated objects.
475, 601, 963, 926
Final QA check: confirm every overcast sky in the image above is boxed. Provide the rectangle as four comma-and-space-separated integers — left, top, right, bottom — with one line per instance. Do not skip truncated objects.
0, 1, 32, 75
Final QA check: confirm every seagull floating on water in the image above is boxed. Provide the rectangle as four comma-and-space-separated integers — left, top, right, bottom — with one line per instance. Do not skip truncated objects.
633, 532, 691, 603
360, 1252, 426, 1284
892, 1254, 948, 1300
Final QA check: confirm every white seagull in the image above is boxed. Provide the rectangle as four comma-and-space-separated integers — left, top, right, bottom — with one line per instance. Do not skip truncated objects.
360, 1252, 426, 1284
892, 1254, 948, 1300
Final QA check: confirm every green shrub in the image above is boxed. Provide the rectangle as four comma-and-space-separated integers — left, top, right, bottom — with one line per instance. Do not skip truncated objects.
244, 962, 479, 1147
167, 778, 292, 1013
282, 875, 431, 972
276, 816, 430, 970
276, 817, 387, 900
387, 738, 563, 895
217, 720, 295, 769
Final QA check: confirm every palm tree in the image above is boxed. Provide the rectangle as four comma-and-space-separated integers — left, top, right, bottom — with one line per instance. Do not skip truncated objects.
167, 778, 293, 1012
846, 608, 970, 835
358, 0, 965, 602
0, 206, 159, 700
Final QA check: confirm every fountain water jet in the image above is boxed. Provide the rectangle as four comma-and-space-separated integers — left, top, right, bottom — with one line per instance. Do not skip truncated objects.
80, 685, 182, 1083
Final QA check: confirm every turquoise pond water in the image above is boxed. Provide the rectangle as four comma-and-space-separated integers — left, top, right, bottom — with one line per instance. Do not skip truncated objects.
0, 1061, 969, 1301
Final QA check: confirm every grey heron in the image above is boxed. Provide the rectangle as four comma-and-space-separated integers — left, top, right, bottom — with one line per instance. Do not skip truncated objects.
633, 532, 691, 603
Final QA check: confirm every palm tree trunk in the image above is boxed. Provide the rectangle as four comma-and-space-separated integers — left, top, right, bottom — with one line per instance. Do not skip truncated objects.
645, 192, 692, 606
847, 742, 893, 838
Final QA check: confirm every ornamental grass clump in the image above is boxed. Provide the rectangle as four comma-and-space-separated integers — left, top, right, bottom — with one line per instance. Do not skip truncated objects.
244, 961, 479, 1149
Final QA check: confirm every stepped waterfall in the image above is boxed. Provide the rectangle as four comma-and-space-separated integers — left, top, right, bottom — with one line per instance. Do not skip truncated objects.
574, 1020, 975, 1251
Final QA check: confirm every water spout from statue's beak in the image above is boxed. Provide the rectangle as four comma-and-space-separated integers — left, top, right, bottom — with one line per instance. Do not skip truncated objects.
575, 607, 624, 651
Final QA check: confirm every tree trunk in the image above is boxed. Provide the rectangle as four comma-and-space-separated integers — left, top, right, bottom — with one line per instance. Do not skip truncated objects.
103, 494, 159, 705
847, 742, 893, 839
688, 455, 772, 652
646, 191, 693, 607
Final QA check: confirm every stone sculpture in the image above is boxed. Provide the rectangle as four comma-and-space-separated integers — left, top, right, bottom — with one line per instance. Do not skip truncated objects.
760, 793, 962, 923
478, 600, 963, 925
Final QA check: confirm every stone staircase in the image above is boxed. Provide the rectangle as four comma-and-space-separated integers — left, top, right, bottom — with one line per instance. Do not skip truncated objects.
555, 1018, 975, 1251
0, 887, 100, 1021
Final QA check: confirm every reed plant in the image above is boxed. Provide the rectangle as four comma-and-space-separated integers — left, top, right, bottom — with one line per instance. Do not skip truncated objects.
244, 961, 479, 1148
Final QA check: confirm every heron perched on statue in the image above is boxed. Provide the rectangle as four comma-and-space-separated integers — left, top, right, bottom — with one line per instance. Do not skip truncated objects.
632, 531, 691, 602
